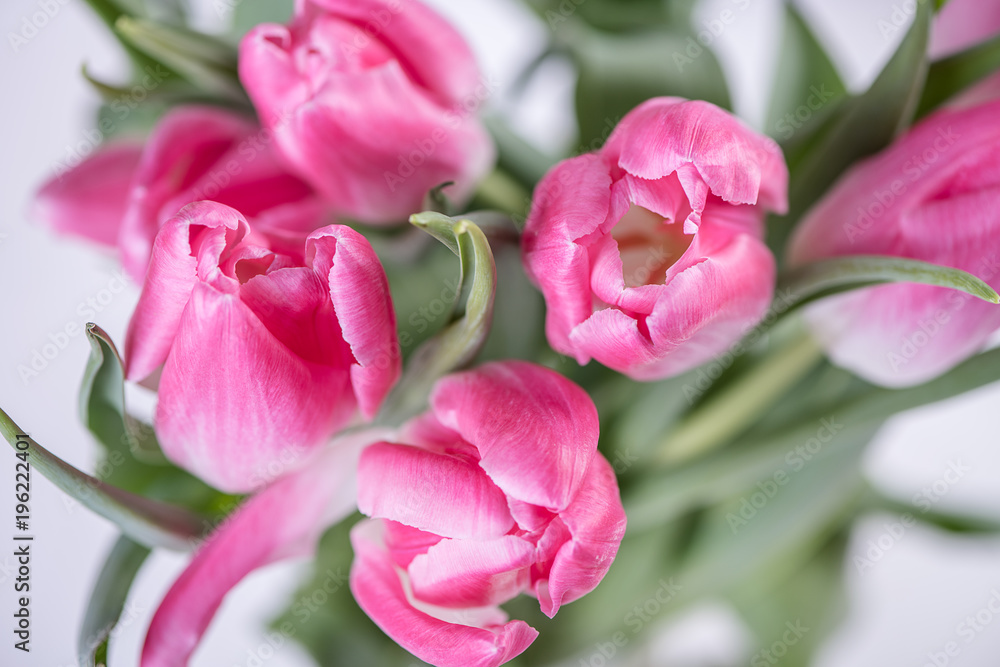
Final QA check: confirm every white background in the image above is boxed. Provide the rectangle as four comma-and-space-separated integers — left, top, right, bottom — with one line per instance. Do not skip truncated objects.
1, 0, 999, 665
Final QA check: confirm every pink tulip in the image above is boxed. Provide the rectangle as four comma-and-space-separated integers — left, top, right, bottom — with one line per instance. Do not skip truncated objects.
141, 430, 380, 667
124, 201, 400, 492
787, 99, 1000, 387
239, 0, 495, 224
350, 361, 627, 667
33, 142, 143, 248
119, 105, 332, 280
33, 105, 332, 282
522, 98, 788, 380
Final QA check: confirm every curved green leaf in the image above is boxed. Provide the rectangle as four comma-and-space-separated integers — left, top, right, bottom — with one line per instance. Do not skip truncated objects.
377, 213, 497, 424
0, 408, 204, 551
79, 535, 150, 667
778, 255, 1000, 307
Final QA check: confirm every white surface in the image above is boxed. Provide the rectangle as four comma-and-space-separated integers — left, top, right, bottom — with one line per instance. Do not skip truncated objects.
0, 1, 999, 666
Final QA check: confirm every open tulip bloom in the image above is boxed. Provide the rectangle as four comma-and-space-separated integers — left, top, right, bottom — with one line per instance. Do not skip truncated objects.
8, 0, 1000, 665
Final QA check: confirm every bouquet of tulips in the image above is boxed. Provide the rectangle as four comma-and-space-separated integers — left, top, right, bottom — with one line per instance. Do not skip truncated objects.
6, 0, 1000, 664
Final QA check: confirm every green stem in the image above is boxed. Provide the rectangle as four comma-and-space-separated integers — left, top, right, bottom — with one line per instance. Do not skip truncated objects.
657, 331, 824, 465
473, 168, 533, 228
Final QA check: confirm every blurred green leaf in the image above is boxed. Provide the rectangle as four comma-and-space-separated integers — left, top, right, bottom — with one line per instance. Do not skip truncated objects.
0, 407, 204, 550
230, 0, 293, 37
79, 535, 150, 667
766, 5, 847, 142
567, 23, 731, 149
115, 17, 247, 103
525, 0, 686, 34
917, 33, 1000, 117
769, 0, 932, 258
730, 532, 849, 667
378, 213, 496, 423
778, 255, 1000, 307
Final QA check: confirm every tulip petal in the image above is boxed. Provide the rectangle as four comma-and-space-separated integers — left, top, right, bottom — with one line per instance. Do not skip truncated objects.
534, 455, 626, 617
350, 520, 538, 667
155, 282, 352, 492
408, 535, 535, 608
430, 361, 599, 511
357, 442, 514, 539
141, 434, 371, 667
33, 142, 143, 247
302, 0, 482, 105
124, 203, 248, 383
609, 98, 788, 212
308, 225, 401, 418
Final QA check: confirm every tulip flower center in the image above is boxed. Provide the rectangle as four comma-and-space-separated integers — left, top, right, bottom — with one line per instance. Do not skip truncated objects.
612, 205, 694, 287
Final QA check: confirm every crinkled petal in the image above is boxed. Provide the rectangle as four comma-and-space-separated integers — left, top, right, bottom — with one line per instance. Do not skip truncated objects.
607, 98, 788, 213
307, 225, 400, 418
534, 454, 626, 617
124, 202, 248, 383
357, 442, 514, 539
430, 361, 599, 511
350, 520, 538, 667
408, 535, 535, 608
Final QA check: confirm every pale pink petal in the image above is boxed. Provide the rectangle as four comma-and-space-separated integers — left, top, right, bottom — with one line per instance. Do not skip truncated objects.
349, 520, 538, 667
430, 361, 599, 511
357, 442, 514, 539
930, 0, 1000, 58
141, 433, 371, 667
33, 142, 143, 247
408, 535, 535, 608
154, 282, 352, 492
307, 225, 401, 418
534, 454, 626, 617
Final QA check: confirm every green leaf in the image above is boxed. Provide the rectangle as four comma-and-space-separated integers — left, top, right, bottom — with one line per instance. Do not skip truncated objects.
79, 535, 150, 667
657, 328, 824, 465
115, 17, 247, 103
766, 5, 847, 142
230, 0, 293, 37
568, 23, 731, 149
377, 213, 497, 424
768, 0, 932, 258
778, 255, 1000, 308
859, 485, 1000, 534
79, 325, 234, 518
917, 33, 1000, 117
0, 407, 205, 550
